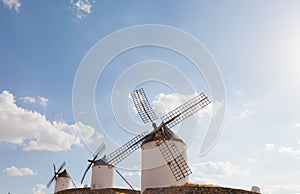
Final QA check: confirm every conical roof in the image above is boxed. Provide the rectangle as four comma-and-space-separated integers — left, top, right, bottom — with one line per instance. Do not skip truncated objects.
142, 126, 185, 145
57, 169, 71, 178
94, 155, 111, 166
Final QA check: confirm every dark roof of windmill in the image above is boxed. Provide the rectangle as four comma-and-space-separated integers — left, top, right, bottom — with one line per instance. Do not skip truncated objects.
94, 155, 109, 166
142, 126, 185, 145
58, 169, 71, 178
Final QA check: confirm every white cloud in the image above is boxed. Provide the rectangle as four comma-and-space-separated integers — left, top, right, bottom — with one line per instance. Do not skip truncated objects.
238, 110, 251, 119
74, 0, 91, 13
265, 144, 275, 152
263, 184, 300, 194
203, 100, 224, 117
70, 0, 95, 21
151, 92, 218, 117
233, 89, 244, 95
3, 166, 36, 176
37, 96, 48, 107
152, 93, 193, 115
123, 171, 141, 177
294, 123, 300, 127
2, 0, 21, 12
189, 176, 219, 185
189, 161, 250, 186
191, 161, 250, 179
95, 131, 103, 141
19, 96, 36, 103
247, 158, 255, 163
278, 146, 300, 159
19, 95, 48, 107
33, 184, 46, 194
0, 90, 96, 151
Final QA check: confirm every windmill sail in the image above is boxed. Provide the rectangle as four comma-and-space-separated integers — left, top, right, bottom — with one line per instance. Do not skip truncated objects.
161, 93, 210, 129
81, 143, 106, 184
47, 161, 66, 188
158, 136, 192, 181
131, 88, 158, 124
106, 131, 149, 166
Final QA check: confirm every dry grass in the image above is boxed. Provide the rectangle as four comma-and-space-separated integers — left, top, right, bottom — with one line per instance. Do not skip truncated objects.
179, 182, 219, 187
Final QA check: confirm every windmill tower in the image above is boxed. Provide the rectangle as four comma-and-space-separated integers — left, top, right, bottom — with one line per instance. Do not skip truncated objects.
81, 143, 116, 189
47, 162, 76, 193
131, 88, 210, 192
81, 142, 138, 190
90, 156, 116, 189
54, 169, 72, 192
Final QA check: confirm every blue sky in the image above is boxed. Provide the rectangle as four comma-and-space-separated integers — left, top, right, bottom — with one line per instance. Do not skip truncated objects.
1, 0, 300, 194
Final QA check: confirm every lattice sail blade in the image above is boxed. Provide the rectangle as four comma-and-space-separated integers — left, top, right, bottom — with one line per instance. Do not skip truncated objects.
81, 162, 93, 184
158, 138, 192, 181
106, 131, 149, 166
47, 175, 56, 188
53, 164, 56, 174
161, 93, 210, 129
94, 143, 106, 160
131, 88, 158, 124
56, 161, 66, 174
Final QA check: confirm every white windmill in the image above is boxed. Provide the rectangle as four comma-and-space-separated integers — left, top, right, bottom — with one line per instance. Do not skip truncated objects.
130, 88, 210, 192
81, 142, 139, 190
47, 161, 76, 193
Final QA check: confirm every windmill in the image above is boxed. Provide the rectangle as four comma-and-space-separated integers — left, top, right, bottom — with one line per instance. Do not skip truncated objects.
47, 161, 76, 193
130, 88, 210, 192
81, 143, 137, 190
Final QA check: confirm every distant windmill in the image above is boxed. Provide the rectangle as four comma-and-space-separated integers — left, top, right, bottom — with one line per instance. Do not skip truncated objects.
47, 161, 76, 193
81, 143, 137, 190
